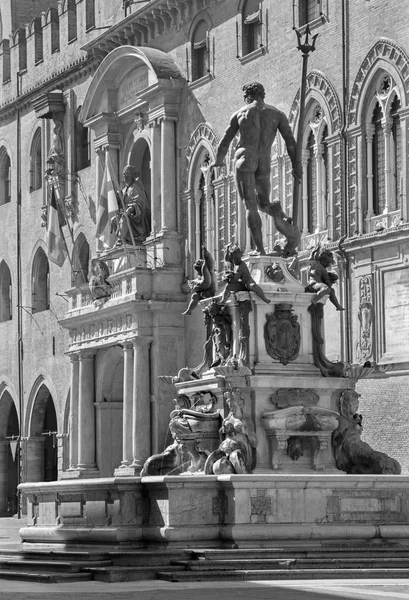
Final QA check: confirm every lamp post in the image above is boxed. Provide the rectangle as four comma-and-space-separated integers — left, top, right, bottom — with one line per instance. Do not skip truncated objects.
292, 25, 318, 230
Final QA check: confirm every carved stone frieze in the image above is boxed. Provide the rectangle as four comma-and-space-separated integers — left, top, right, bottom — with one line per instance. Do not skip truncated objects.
69, 313, 135, 348
264, 304, 300, 365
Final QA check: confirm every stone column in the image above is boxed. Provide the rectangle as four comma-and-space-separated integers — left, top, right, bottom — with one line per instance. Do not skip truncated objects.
77, 351, 98, 472
315, 143, 324, 232
68, 353, 79, 470
356, 133, 364, 234
301, 150, 309, 234
365, 124, 375, 219
120, 342, 134, 468
194, 190, 202, 259
95, 148, 104, 253
160, 116, 177, 232
0, 441, 8, 515
383, 117, 392, 214
149, 119, 162, 232
399, 115, 407, 220
131, 338, 152, 473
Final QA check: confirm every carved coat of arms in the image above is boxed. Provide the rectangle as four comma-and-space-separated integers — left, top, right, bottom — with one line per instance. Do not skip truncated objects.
264, 304, 301, 365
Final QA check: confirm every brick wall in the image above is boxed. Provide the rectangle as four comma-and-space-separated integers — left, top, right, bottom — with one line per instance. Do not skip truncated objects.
357, 376, 409, 474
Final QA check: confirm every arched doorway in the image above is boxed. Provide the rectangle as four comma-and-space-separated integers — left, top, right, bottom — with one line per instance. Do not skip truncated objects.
95, 346, 123, 477
0, 390, 19, 516
27, 384, 58, 483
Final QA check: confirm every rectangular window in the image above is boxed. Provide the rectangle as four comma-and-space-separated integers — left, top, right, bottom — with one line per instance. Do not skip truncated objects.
295, 0, 326, 29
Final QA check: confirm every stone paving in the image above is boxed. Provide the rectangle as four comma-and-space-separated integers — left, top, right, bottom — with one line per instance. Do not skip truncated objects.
1, 517, 409, 599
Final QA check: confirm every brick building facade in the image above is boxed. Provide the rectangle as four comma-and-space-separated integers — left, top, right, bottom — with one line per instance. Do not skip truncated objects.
0, 0, 408, 515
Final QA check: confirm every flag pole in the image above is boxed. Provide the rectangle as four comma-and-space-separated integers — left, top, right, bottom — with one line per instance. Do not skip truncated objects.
47, 174, 77, 280
106, 151, 140, 256
104, 149, 134, 267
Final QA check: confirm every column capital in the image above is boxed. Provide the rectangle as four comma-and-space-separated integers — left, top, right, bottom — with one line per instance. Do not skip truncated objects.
68, 352, 80, 362
381, 117, 393, 134
314, 143, 324, 158
365, 123, 375, 140
79, 350, 96, 360
132, 336, 153, 348
123, 341, 134, 351
194, 189, 203, 205
158, 115, 178, 124
301, 149, 309, 165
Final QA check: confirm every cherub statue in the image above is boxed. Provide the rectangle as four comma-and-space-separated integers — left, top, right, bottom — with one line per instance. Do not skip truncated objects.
305, 245, 344, 311
219, 243, 270, 304
88, 258, 111, 307
183, 246, 216, 315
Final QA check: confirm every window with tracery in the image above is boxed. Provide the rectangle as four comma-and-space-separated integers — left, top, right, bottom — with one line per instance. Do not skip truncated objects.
372, 102, 385, 216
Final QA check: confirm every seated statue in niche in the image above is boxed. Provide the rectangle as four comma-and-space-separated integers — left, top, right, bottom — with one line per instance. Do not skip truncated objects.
183, 246, 216, 315
305, 245, 344, 311
205, 388, 257, 475
219, 243, 270, 304
332, 390, 401, 475
110, 165, 151, 246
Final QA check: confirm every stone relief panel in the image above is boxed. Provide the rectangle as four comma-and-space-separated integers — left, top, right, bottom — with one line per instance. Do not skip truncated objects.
383, 267, 409, 360
356, 275, 374, 363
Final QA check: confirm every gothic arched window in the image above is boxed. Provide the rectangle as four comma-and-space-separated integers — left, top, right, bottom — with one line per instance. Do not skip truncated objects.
242, 0, 261, 56
191, 20, 209, 82
75, 108, 90, 171
72, 234, 90, 286
32, 248, 50, 313
372, 102, 385, 216
0, 262, 12, 321
30, 129, 42, 192
0, 149, 11, 205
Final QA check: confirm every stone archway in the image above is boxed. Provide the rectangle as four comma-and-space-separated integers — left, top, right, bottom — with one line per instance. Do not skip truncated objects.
27, 384, 58, 483
95, 346, 124, 477
80, 45, 185, 264
0, 390, 19, 515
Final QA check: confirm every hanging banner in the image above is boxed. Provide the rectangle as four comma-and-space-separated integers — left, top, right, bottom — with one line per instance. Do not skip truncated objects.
9, 440, 18, 461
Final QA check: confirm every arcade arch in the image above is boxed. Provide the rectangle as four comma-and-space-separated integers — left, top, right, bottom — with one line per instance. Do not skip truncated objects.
0, 389, 19, 515
26, 383, 58, 483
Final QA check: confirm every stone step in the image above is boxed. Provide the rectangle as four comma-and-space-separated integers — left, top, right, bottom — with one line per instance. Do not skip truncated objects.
89, 565, 186, 582
156, 567, 409, 582
0, 558, 112, 572
108, 550, 188, 567
0, 549, 109, 562
0, 569, 94, 583
188, 547, 409, 560
173, 557, 409, 571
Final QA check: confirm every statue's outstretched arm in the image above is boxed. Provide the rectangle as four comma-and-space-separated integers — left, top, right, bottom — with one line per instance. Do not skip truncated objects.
214, 113, 239, 166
